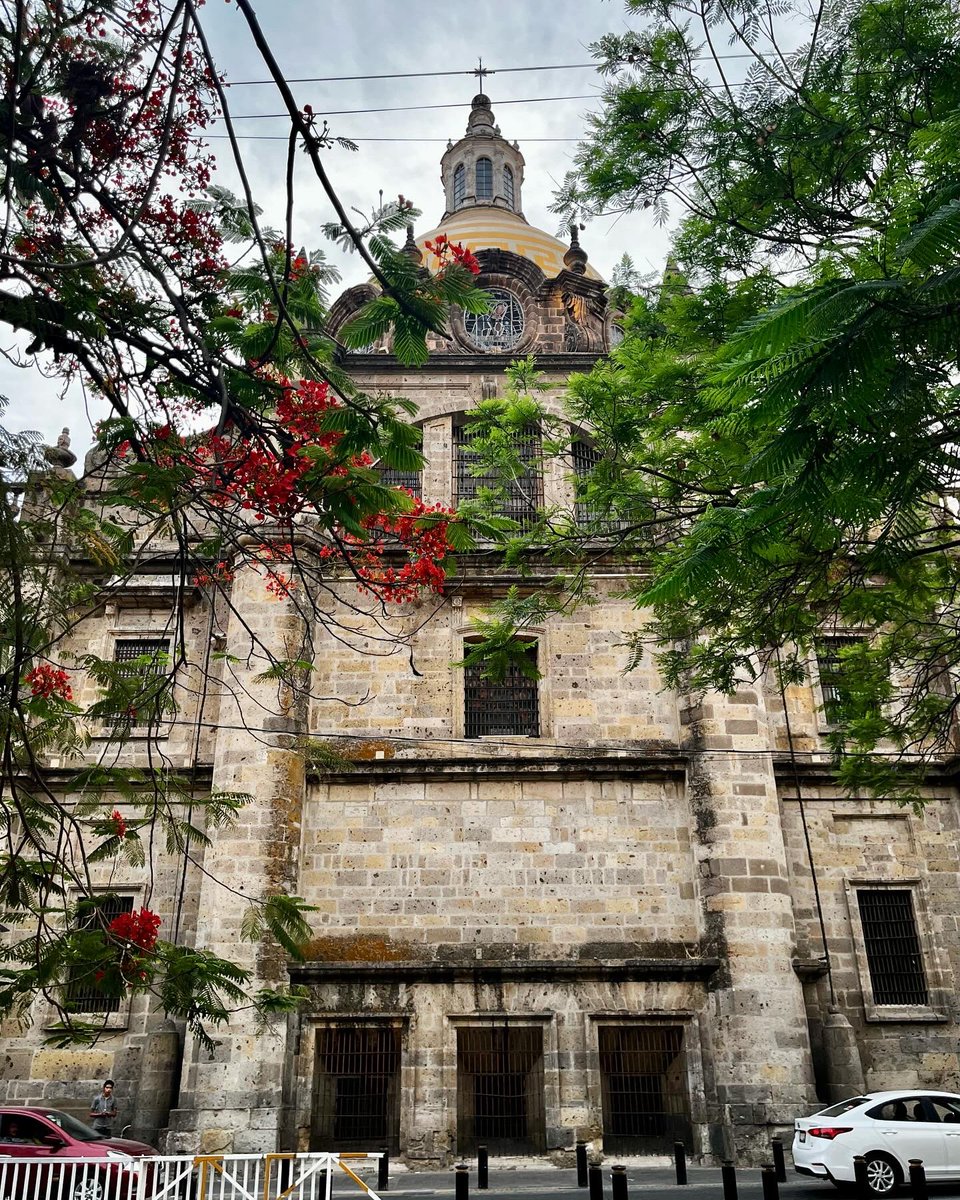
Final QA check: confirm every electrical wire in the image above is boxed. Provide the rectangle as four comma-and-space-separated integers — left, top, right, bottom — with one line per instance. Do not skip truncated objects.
222, 54, 763, 87
230, 95, 599, 119
85, 713, 949, 763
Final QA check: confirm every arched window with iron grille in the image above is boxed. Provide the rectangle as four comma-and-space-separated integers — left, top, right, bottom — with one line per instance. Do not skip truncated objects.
453, 163, 466, 209
476, 157, 493, 200
503, 165, 515, 208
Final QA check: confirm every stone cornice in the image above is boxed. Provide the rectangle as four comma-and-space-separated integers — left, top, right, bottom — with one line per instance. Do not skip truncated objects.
307, 751, 687, 785
290, 957, 720, 985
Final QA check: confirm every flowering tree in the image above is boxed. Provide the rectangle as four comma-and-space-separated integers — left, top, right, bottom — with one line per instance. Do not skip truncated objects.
0, 0, 486, 1045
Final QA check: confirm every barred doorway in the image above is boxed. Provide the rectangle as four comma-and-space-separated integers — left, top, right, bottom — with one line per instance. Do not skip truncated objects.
457, 1025, 546, 1155
311, 1025, 401, 1153
598, 1025, 691, 1155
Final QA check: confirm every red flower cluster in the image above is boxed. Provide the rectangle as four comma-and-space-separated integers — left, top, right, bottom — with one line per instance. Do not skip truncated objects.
109, 809, 127, 838
108, 908, 161, 953
355, 497, 453, 603
424, 233, 481, 276
24, 664, 73, 701
194, 378, 343, 522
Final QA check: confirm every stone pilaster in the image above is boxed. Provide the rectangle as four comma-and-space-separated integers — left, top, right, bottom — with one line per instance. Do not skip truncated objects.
682, 681, 818, 1159
167, 558, 310, 1154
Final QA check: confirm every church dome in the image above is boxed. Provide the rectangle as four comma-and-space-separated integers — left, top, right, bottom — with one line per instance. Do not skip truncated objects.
416, 207, 603, 282
422, 95, 603, 282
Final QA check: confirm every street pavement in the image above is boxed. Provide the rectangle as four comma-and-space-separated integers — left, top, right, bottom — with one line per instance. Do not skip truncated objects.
352, 1163, 960, 1200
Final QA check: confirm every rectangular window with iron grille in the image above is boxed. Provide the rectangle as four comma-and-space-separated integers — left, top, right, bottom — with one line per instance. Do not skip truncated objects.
378, 465, 422, 498
597, 1025, 692, 1155
464, 643, 539, 738
64, 894, 134, 1014
815, 636, 864, 724
311, 1025, 401, 1153
857, 888, 929, 1006
112, 638, 171, 724
454, 421, 542, 532
572, 440, 601, 527
456, 1025, 546, 1156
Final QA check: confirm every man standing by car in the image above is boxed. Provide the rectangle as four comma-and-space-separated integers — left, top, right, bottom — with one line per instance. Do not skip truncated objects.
88, 1079, 118, 1136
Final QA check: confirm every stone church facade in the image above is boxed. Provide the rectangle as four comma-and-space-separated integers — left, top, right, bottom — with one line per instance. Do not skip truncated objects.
2, 96, 959, 1165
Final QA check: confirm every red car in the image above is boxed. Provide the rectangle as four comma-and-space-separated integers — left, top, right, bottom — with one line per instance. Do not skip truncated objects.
0, 1106, 158, 1200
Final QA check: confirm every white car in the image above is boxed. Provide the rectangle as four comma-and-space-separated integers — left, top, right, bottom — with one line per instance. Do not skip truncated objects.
793, 1091, 960, 1195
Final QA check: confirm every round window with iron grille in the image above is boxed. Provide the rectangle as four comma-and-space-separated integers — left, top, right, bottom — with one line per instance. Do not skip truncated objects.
463, 288, 525, 351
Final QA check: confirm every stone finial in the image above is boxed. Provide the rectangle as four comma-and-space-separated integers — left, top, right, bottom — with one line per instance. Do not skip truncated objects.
43, 426, 77, 470
401, 224, 423, 266
466, 93, 497, 136
563, 224, 589, 275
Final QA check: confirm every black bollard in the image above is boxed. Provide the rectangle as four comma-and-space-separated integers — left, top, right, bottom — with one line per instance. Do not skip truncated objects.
771, 1138, 786, 1183
721, 1160, 738, 1200
455, 1162, 469, 1200
761, 1163, 779, 1200
378, 1150, 390, 1193
478, 1145, 489, 1191
611, 1164, 628, 1200
577, 1142, 589, 1189
674, 1142, 688, 1186
909, 1159, 928, 1200
589, 1163, 604, 1200
853, 1156, 868, 1200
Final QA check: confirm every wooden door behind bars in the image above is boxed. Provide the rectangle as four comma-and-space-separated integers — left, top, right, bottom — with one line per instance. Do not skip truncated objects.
311, 1026, 401, 1153
597, 1025, 692, 1155
457, 1025, 546, 1155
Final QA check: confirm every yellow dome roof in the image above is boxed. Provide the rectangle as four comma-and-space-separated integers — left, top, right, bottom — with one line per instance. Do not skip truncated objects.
417, 207, 603, 282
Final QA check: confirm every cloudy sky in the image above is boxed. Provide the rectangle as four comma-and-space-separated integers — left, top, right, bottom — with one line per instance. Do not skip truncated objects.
3, 0, 674, 453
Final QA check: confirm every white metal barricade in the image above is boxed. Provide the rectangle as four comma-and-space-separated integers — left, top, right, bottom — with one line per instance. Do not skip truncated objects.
0, 1150, 384, 1200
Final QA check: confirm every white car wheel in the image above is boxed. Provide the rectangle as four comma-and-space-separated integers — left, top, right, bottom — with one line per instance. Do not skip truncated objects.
864, 1154, 901, 1196
71, 1178, 105, 1200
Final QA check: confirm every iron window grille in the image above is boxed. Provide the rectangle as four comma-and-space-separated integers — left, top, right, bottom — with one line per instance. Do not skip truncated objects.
476, 157, 493, 199
112, 638, 171, 724
453, 163, 466, 208
503, 165, 515, 208
65, 894, 134, 1013
573, 440, 602, 527
815, 636, 864, 724
597, 1025, 692, 1155
378, 465, 422, 498
463, 642, 539, 738
454, 419, 542, 530
462, 288, 526, 353
456, 1025, 546, 1155
311, 1026, 401, 1152
857, 888, 929, 1006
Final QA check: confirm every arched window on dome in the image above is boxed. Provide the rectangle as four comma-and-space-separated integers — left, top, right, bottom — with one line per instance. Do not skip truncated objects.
453, 163, 466, 209
503, 165, 515, 209
476, 157, 493, 200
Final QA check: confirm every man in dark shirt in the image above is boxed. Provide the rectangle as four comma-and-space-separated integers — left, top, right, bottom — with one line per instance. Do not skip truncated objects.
89, 1079, 118, 1136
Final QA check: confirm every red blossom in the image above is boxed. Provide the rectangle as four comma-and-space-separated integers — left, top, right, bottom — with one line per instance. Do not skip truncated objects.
109, 908, 161, 953
109, 809, 127, 838
24, 664, 73, 701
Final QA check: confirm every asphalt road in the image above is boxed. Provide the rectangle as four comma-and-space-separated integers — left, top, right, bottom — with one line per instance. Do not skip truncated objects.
368, 1164, 960, 1200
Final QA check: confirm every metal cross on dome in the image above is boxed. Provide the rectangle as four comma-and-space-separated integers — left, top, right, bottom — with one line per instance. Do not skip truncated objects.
473, 58, 492, 83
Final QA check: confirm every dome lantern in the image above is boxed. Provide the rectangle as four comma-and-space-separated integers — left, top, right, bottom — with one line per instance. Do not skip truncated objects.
440, 94, 525, 221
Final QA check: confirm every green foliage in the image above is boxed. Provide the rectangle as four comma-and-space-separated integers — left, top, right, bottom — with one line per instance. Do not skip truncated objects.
467, 0, 960, 803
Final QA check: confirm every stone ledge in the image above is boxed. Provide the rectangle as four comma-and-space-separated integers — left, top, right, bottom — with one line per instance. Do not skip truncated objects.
306, 752, 688, 783
289, 957, 721, 985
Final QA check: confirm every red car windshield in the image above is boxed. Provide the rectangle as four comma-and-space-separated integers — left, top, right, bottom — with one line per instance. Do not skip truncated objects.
39, 1111, 103, 1142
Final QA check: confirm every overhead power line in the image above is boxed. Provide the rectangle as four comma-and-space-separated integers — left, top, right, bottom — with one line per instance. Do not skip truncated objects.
226, 62, 597, 86
223, 54, 762, 88
231, 95, 599, 120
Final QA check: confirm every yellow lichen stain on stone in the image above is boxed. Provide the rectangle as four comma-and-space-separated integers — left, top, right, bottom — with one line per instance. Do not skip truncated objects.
300, 934, 417, 962
347, 740, 396, 761
33, 1048, 114, 1081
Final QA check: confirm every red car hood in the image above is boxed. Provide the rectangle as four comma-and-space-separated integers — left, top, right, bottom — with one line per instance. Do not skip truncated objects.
96, 1136, 158, 1156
